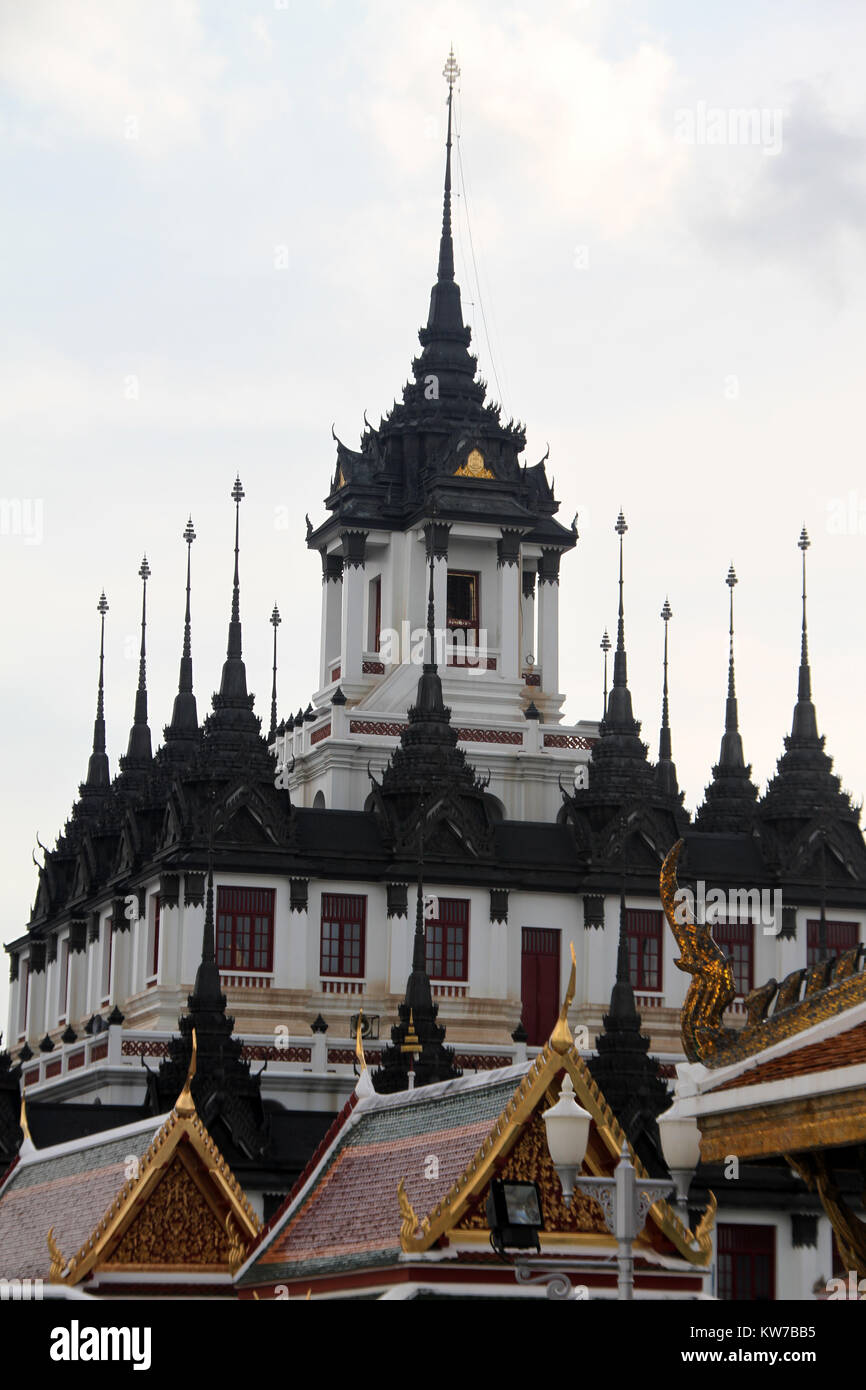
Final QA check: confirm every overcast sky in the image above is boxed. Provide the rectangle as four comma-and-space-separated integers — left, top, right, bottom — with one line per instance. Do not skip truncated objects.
2, 0, 866, 1031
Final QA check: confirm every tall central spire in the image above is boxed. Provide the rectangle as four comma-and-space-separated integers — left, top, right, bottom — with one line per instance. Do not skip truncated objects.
791, 526, 818, 742
269, 603, 281, 741
655, 598, 679, 798
696, 564, 758, 832
123, 556, 153, 768
604, 511, 637, 731
164, 518, 199, 755
84, 592, 110, 789
719, 564, 745, 768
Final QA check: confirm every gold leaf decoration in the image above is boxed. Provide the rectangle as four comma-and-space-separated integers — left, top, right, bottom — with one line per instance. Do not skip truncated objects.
455, 448, 494, 479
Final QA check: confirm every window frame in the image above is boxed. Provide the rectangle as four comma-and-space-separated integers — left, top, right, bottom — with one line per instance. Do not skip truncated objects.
320, 892, 366, 979
216, 886, 275, 974
713, 917, 754, 997
425, 897, 469, 982
717, 1223, 775, 1301
806, 918, 859, 968
146, 894, 161, 984
624, 908, 663, 992
446, 569, 480, 644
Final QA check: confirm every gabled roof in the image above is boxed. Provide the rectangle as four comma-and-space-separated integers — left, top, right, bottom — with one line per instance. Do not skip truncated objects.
0, 1114, 163, 1281
237, 1041, 714, 1291
0, 1087, 260, 1286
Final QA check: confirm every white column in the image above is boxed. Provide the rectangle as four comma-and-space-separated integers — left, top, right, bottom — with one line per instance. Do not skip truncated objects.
520, 568, 536, 667
498, 540, 520, 679
432, 557, 448, 663
340, 531, 367, 685
319, 552, 343, 687
537, 552, 561, 694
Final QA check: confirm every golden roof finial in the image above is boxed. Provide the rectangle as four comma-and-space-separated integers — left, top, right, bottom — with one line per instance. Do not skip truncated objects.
355, 1008, 367, 1073
47, 1227, 65, 1282
176, 1027, 198, 1117
397, 1177, 419, 1244
19, 1089, 33, 1145
401, 1008, 421, 1053
550, 942, 577, 1054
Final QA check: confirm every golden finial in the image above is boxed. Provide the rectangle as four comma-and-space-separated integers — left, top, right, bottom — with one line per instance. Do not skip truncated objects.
355, 1009, 367, 1073
19, 1089, 33, 1144
397, 1178, 419, 1244
550, 942, 577, 1054
47, 1227, 65, 1282
176, 1027, 198, 1117
401, 1008, 421, 1053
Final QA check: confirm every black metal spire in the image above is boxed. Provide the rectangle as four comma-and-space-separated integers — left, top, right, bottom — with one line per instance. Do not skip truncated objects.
655, 598, 678, 797
719, 565, 745, 768
760, 528, 856, 828
269, 603, 281, 741
206, 477, 263, 748
123, 556, 153, 767
191, 811, 222, 1010
604, 512, 637, 732
373, 808, 461, 1094
696, 564, 759, 832
600, 629, 611, 719
588, 875, 670, 1180
85, 592, 111, 788
792, 526, 819, 742
164, 518, 199, 753
427, 46, 461, 333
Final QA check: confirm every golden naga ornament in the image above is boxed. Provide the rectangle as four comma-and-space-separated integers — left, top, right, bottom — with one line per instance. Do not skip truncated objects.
454, 448, 494, 479
661, 839, 866, 1067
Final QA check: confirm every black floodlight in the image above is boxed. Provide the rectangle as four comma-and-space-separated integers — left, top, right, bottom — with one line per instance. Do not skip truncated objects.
486, 1179, 544, 1255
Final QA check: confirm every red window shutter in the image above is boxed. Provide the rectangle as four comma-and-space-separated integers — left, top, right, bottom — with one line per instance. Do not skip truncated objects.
425, 898, 469, 981
717, 1224, 775, 1300
320, 894, 367, 977
520, 928, 560, 1046
216, 887, 275, 972
806, 919, 858, 967
624, 909, 663, 991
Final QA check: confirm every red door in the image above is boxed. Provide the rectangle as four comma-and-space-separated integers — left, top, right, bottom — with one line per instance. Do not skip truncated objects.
521, 928, 560, 1045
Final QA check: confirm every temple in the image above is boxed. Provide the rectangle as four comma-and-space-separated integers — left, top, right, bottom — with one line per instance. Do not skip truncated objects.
3, 53, 865, 1301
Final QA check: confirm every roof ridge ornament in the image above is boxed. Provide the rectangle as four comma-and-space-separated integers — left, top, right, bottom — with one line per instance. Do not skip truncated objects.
84, 592, 111, 789
550, 942, 577, 1054
176, 1027, 198, 1117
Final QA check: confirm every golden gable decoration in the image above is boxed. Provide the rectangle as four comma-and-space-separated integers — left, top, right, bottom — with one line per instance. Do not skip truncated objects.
454, 448, 494, 479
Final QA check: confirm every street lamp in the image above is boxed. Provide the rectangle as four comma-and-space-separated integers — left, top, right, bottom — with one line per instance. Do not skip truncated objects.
657, 1102, 702, 1220
541, 1075, 679, 1300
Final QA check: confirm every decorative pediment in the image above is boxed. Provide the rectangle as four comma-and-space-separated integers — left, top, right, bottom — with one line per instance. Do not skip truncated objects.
396, 1039, 714, 1267
52, 1107, 260, 1286
212, 780, 292, 850
454, 445, 494, 479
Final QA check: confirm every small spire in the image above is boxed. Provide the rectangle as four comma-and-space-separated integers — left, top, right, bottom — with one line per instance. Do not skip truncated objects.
124, 556, 153, 766
269, 603, 281, 741
176, 1027, 198, 1118
209, 476, 258, 731
85, 592, 111, 788
656, 599, 678, 797
604, 511, 636, 729
600, 629, 611, 719
165, 518, 199, 751
792, 526, 819, 742
719, 565, 745, 768
426, 48, 463, 334
191, 809, 222, 1011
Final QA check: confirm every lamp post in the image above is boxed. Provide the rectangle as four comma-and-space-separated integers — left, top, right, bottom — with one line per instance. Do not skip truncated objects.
540, 1076, 700, 1300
